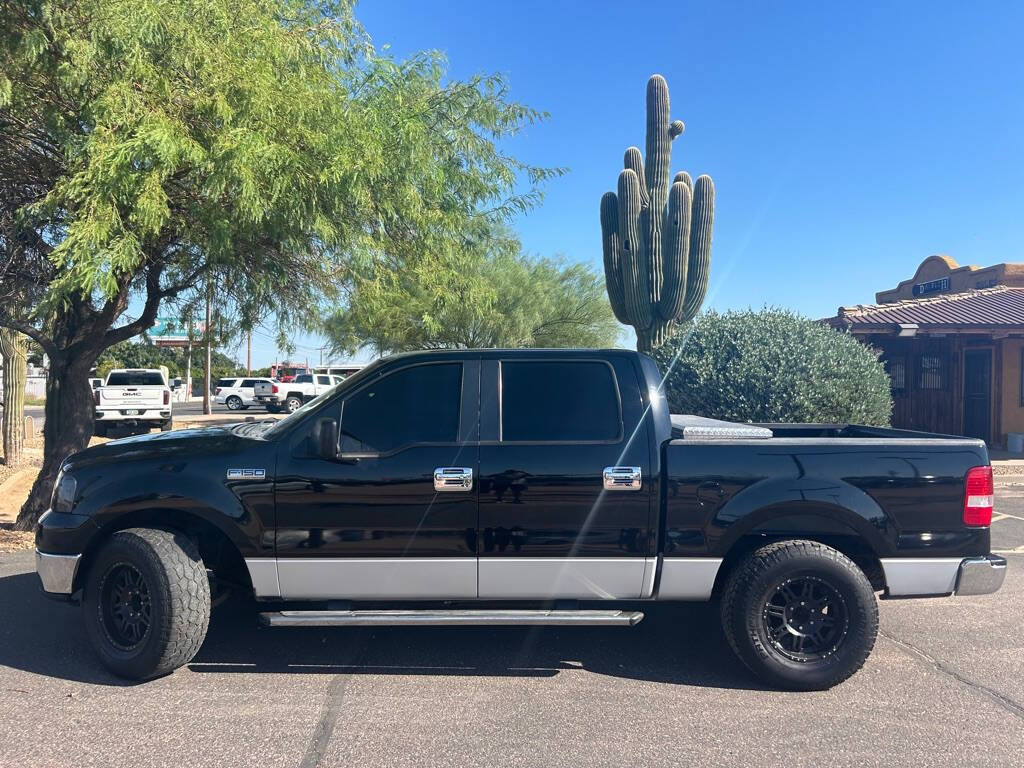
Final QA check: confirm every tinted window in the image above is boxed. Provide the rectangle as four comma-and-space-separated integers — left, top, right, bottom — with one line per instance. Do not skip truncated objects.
295, 375, 313, 384
217, 378, 238, 388
501, 361, 620, 442
340, 364, 462, 454
316, 375, 332, 385
240, 379, 257, 388
107, 372, 166, 386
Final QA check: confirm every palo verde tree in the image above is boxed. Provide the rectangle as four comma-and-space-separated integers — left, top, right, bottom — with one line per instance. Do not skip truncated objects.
325, 227, 620, 354
0, 0, 558, 528
600, 75, 715, 352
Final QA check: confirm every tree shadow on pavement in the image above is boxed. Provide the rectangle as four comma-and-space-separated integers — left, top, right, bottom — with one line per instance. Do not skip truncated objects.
0, 565, 770, 691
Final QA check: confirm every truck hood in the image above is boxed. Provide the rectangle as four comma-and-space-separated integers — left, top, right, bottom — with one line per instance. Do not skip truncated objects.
65, 425, 255, 470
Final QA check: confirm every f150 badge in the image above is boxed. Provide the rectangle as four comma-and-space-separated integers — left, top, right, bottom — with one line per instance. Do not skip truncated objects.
226, 468, 266, 480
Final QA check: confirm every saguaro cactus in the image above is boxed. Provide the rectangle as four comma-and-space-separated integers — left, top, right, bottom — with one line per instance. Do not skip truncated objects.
601, 75, 714, 352
0, 328, 27, 466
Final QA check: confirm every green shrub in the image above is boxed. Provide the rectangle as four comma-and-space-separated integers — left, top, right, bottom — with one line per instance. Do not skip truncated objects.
651, 308, 892, 425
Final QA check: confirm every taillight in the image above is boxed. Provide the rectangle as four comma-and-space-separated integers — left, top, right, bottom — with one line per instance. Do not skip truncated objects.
215, 388, 221, 395
963, 466, 994, 527
163, 390, 170, 405
93, 390, 100, 406
272, 384, 279, 394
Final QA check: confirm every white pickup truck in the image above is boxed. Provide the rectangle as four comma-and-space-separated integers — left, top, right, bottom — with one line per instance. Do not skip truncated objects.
93, 368, 172, 436
253, 373, 341, 413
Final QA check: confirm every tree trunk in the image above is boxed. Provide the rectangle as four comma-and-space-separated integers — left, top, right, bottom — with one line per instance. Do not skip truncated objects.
0, 328, 28, 467
16, 353, 97, 530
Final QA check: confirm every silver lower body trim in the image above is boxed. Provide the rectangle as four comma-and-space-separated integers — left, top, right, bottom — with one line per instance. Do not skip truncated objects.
881, 557, 961, 596
259, 609, 645, 627
244, 558, 281, 599
35, 550, 82, 595
655, 557, 723, 601
478, 557, 647, 599
275, 557, 477, 600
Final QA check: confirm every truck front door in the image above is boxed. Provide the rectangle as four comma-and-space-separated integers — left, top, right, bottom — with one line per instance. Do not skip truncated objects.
477, 356, 654, 599
274, 359, 480, 600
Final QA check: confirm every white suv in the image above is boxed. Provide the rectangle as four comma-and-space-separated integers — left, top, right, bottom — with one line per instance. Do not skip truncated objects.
214, 377, 275, 411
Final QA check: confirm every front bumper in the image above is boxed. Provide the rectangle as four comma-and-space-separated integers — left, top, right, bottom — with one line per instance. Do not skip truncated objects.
955, 554, 1007, 596
35, 549, 82, 595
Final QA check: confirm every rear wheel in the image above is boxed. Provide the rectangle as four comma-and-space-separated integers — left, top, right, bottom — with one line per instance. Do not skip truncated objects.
94, 422, 107, 437
226, 396, 243, 411
265, 404, 281, 414
82, 528, 211, 680
720, 540, 878, 690
160, 417, 173, 432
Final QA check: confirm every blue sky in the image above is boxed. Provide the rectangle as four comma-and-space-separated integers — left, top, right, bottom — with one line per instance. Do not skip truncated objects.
239, 0, 1024, 367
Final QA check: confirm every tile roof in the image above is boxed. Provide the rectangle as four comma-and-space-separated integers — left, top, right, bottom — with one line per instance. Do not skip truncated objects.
829, 286, 1024, 330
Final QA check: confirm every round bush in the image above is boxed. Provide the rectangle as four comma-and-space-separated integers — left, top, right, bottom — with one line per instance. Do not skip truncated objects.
651, 308, 892, 425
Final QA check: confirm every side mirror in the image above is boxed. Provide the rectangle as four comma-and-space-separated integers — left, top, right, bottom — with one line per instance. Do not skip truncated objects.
315, 418, 339, 460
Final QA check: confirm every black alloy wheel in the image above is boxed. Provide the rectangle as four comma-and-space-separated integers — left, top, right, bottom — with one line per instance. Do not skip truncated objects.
761, 575, 849, 662
99, 563, 152, 650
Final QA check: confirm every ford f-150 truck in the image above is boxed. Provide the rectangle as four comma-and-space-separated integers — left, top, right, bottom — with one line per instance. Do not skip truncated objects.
93, 368, 172, 436
36, 349, 1005, 688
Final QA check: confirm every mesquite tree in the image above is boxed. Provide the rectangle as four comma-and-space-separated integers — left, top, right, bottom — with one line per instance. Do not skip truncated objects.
600, 75, 715, 352
0, 0, 557, 528
0, 328, 27, 466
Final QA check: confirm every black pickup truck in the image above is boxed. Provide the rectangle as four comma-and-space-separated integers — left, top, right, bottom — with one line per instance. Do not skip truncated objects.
35, 349, 1006, 689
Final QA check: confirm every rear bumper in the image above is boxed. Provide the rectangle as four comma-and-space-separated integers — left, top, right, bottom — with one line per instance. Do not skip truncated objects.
955, 554, 1007, 596
881, 554, 1007, 597
95, 409, 170, 422
36, 549, 82, 595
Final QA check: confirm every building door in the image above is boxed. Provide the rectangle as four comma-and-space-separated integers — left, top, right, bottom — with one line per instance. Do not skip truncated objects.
963, 349, 992, 443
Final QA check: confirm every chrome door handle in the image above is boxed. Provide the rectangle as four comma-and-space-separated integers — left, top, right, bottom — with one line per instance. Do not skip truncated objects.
434, 467, 473, 492
603, 466, 642, 491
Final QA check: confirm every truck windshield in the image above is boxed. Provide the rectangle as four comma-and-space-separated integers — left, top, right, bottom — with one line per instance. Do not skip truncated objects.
106, 372, 166, 386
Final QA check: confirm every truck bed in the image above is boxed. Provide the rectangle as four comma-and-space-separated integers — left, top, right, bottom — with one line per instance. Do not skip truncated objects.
662, 418, 990, 562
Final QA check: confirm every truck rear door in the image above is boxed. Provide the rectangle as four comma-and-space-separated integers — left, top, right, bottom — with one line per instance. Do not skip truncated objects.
477, 356, 654, 599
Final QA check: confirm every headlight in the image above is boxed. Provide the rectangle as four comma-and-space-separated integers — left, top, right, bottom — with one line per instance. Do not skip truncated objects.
52, 469, 78, 514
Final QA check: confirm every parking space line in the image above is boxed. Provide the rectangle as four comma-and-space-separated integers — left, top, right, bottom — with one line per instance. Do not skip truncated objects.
993, 510, 1024, 521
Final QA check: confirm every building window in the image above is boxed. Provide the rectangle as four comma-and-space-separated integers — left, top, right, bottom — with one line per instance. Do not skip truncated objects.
918, 355, 946, 390
886, 357, 906, 395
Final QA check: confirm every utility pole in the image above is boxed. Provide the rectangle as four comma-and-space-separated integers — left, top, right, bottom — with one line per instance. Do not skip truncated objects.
184, 316, 193, 402
247, 330, 252, 376
203, 282, 212, 415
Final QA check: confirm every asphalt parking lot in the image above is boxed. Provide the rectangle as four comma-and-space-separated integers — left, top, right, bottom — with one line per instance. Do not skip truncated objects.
1, 496, 1022, 767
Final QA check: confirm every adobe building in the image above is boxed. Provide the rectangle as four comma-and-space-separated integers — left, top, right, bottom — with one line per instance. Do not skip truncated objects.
828, 255, 1024, 447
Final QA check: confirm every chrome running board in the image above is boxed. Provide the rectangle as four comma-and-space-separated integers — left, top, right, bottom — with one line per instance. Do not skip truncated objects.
259, 609, 645, 627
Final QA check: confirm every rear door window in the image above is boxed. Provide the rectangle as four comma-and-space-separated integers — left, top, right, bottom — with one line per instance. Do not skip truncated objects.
500, 361, 621, 442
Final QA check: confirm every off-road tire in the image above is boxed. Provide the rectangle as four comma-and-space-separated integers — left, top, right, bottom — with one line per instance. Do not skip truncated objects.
720, 539, 878, 691
82, 528, 211, 680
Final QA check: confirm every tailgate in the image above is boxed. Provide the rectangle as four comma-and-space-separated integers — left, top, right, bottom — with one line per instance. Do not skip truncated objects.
99, 387, 165, 407
254, 382, 274, 397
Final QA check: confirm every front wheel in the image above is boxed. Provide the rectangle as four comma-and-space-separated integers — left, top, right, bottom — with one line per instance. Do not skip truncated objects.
82, 528, 211, 680
720, 540, 878, 691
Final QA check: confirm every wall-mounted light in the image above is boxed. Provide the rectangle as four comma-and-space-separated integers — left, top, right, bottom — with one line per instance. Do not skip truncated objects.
897, 323, 919, 337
